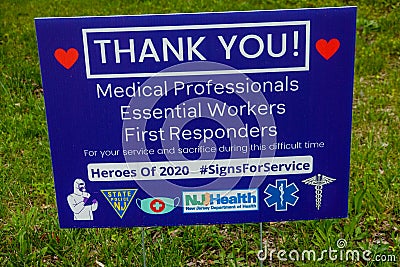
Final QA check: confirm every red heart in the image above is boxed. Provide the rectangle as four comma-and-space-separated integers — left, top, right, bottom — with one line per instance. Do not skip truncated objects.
315, 39, 340, 60
54, 48, 79, 69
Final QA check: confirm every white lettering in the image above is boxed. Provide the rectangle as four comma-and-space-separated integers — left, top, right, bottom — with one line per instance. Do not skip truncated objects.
217, 35, 237, 59
93, 40, 111, 63
187, 36, 206, 60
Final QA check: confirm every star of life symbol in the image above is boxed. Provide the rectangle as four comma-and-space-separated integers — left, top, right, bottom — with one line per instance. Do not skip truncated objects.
302, 174, 336, 210
264, 179, 299, 211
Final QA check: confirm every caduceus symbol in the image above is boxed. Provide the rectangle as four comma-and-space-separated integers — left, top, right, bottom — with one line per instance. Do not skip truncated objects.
302, 174, 336, 210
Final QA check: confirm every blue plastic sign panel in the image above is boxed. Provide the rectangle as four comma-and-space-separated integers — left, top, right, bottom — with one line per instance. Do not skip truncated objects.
35, 7, 356, 228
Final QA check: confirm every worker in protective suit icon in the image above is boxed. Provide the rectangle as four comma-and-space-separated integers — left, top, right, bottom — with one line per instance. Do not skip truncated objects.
67, 178, 98, 220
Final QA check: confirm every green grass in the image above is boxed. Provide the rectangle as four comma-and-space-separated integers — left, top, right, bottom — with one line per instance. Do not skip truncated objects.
1, 0, 399, 266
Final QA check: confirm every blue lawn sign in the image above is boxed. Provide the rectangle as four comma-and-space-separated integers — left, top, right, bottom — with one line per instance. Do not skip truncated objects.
35, 7, 357, 228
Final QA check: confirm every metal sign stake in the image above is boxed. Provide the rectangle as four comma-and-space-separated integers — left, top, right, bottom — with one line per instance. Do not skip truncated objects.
260, 222, 263, 267
141, 227, 146, 267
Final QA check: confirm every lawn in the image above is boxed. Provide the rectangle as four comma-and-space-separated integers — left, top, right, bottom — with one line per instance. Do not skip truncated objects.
0, 0, 399, 266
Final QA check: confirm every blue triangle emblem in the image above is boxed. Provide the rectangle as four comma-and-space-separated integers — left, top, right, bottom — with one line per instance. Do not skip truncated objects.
101, 189, 137, 218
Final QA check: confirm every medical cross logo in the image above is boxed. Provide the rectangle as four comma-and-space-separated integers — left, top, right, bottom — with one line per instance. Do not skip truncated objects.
264, 179, 299, 211
136, 197, 180, 215
101, 189, 137, 218
150, 199, 166, 213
